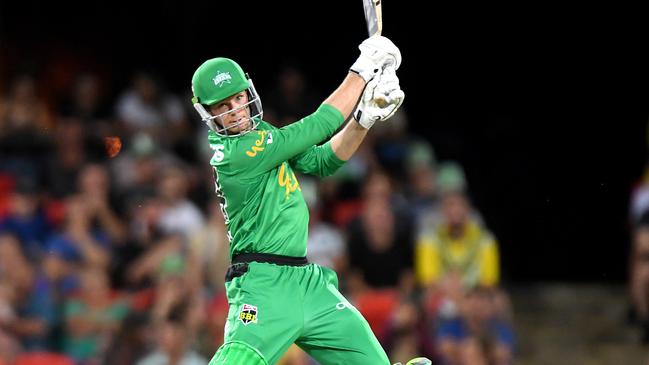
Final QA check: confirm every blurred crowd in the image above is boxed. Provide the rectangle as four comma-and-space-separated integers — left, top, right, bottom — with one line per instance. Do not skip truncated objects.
0, 65, 515, 365
627, 151, 649, 349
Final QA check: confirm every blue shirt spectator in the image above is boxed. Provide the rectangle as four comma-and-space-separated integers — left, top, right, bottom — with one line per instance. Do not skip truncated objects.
44, 230, 109, 264
437, 316, 514, 349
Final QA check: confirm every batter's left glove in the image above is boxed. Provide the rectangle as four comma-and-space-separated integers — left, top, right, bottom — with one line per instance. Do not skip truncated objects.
354, 66, 405, 129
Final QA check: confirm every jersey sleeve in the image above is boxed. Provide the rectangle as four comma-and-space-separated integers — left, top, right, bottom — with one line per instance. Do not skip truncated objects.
230, 104, 345, 176
288, 140, 345, 177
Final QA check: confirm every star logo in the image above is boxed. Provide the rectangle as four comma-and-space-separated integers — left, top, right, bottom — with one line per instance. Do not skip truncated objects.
213, 71, 232, 87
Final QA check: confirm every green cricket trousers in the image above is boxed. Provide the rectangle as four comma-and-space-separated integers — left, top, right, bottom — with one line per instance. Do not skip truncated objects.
209, 253, 390, 365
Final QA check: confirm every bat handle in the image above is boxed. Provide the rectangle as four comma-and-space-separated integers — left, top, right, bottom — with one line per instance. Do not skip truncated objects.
372, 57, 397, 107
374, 95, 390, 108
383, 55, 397, 69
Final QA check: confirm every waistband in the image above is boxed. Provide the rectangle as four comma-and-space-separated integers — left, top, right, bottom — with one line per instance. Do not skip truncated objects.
231, 252, 309, 266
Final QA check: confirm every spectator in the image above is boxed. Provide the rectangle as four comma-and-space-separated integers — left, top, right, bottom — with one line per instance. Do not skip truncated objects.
629, 211, 649, 343
413, 161, 483, 235
111, 132, 181, 196
188, 197, 230, 291
302, 177, 346, 272
16, 244, 80, 352
43, 196, 111, 270
404, 141, 439, 228
62, 267, 129, 363
0, 233, 32, 360
630, 161, 649, 225
136, 302, 208, 365
436, 162, 468, 195
156, 165, 204, 239
264, 65, 321, 127
125, 194, 167, 258
44, 118, 88, 198
435, 286, 514, 365
0, 278, 22, 364
415, 190, 499, 293
125, 234, 185, 287
346, 171, 414, 293
115, 72, 189, 149
0, 176, 52, 261
319, 144, 380, 228
0, 74, 52, 136
382, 296, 433, 363
106, 170, 163, 290
0, 233, 34, 303
0, 74, 52, 173
126, 247, 207, 359
74, 163, 127, 244
415, 190, 513, 364
345, 171, 415, 343
57, 73, 113, 139
125, 233, 204, 327
103, 312, 151, 365
149, 252, 203, 326
0, 233, 70, 353
368, 107, 412, 182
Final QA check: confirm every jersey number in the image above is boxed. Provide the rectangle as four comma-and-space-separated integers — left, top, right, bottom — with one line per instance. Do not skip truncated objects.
212, 144, 225, 162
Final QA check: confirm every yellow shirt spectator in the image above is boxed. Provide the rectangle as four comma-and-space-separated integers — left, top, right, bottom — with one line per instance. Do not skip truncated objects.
416, 219, 499, 288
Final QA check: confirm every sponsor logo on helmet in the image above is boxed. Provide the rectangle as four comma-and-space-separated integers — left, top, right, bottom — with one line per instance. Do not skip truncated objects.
238, 303, 258, 325
213, 71, 232, 87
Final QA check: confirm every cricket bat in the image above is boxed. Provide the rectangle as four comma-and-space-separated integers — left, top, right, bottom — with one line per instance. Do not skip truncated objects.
362, 0, 382, 37
362, 0, 390, 107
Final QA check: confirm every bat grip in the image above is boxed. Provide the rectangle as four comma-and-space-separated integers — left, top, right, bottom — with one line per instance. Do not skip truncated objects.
372, 58, 397, 107
374, 95, 390, 108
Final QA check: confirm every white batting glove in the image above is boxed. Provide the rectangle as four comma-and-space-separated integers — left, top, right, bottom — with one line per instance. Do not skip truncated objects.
350, 35, 402, 82
354, 66, 405, 129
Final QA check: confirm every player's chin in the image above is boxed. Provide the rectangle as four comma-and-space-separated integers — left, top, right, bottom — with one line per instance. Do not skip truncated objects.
229, 118, 251, 134
238, 118, 252, 131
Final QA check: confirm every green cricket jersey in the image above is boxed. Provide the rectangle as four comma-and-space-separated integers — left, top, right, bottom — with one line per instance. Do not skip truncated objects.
207, 104, 346, 259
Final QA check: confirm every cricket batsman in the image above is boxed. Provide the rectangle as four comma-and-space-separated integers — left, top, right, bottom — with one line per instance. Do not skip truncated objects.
191, 35, 430, 365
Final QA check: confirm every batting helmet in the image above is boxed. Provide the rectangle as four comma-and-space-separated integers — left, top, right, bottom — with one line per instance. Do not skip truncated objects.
191, 58, 263, 136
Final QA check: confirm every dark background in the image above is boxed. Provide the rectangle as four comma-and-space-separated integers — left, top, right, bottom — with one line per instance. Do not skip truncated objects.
1, 0, 647, 284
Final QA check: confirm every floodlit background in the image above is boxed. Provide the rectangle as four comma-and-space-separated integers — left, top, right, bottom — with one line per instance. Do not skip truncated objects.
1, 1, 648, 364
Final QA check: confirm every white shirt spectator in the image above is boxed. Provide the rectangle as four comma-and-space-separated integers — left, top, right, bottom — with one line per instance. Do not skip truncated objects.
116, 90, 186, 130
158, 200, 205, 238
307, 222, 344, 270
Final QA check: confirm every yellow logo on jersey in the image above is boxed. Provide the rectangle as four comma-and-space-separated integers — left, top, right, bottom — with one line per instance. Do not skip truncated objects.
245, 131, 267, 157
278, 162, 300, 199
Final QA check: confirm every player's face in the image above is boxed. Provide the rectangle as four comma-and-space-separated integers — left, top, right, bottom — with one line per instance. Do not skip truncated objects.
442, 192, 469, 226
209, 91, 251, 134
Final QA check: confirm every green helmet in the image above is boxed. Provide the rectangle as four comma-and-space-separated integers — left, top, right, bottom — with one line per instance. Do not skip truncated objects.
191, 57, 263, 136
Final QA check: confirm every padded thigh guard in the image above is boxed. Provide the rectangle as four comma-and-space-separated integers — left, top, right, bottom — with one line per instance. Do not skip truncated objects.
209, 341, 268, 365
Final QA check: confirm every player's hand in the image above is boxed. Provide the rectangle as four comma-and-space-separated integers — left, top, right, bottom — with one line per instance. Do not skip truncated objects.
350, 35, 402, 82
354, 66, 405, 129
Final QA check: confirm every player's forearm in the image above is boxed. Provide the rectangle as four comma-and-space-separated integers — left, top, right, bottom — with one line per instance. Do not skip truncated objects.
330, 118, 368, 161
323, 72, 366, 119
